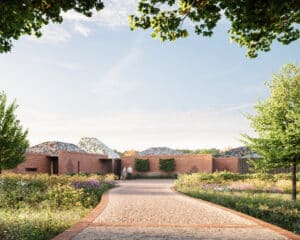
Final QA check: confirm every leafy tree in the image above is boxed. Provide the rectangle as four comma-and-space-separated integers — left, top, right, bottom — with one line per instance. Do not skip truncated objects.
0, 92, 29, 173
130, 0, 300, 57
177, 148, 220, 155
196, 148, 220, 155
1, 1, 300, 57
0, 0, 104, 53
242, 64, 300, 200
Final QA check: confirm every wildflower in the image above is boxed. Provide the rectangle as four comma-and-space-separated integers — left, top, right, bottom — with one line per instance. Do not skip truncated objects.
17, 180, 28, 187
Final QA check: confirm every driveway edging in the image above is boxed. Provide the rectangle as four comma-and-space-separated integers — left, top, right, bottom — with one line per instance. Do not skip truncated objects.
51, 188, 111, 240
172, 187, 300, 240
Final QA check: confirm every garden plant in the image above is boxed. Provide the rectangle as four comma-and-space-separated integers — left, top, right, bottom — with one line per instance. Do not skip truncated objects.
175, 171, 300, 234
134, 158, 150, 172
0, 173, 114, 240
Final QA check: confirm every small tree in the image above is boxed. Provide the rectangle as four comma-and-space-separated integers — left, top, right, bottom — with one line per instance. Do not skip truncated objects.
243, 64, 300, 201
0, 92, 29, 173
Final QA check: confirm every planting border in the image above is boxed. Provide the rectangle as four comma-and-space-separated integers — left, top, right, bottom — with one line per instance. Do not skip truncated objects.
172, 187, 300, 240
51, 189, 111, 240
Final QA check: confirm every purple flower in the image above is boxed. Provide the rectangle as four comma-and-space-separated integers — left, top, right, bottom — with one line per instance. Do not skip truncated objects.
72, 180, 101, 189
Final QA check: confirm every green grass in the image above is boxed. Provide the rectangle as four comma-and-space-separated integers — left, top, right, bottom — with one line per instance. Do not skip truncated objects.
0, 173, 114, 240
175, 172, 300, 234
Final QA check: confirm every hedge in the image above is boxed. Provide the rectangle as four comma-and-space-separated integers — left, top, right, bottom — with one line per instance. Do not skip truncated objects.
159, 158, 175, 172
134, 159, 150, 172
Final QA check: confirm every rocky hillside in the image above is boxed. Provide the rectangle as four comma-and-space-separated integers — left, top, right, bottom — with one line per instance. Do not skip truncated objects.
216, 146, 255, 158
138, 147, 183, 156
27, 141, 85, 157
78, 137, 120, 159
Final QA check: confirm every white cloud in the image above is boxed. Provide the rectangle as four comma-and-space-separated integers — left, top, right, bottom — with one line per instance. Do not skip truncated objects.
25, 0, 138, 44
26, 25, 71, 44
63, 0, 139, 28
19, 106, 253, 151
73, 22, 91, 37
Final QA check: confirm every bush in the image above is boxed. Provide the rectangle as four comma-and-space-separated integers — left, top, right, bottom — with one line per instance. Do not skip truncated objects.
159, 158, 175, 172
130, 173, 178, 179
175, 172, 300, 234
134, 159, 149, 172
0, 173, 114, 240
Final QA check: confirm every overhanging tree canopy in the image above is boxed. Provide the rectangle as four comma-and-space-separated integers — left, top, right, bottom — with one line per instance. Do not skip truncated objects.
130, 0, 300, 58
0, 0, 104, 53
1, 1, 300, 57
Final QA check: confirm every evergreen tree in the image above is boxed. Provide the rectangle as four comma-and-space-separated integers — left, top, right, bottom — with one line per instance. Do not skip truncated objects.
0, 92, 29, 173
243, 64, 300, 200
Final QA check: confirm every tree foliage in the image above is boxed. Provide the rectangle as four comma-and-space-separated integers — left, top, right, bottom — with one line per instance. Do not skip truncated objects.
177, 148, 220, 155
0, 0, 104, 53
1, 1, 300, 57
242, 64, 300, 200
134, 158, 150, 172
159, 158, 175, 172
130, 0, 300, 57
0, 92, 29, 172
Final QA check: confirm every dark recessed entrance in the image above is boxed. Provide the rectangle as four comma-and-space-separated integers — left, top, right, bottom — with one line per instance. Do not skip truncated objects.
101, 159, 112, 174
100, 159, 121, 177
48, 156, 58, 175
114, 159, 121, 178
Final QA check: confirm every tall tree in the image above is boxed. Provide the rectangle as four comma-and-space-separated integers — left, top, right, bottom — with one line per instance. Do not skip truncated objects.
130, 0, 300, 57
0, 92, 29, 173
242, 64, 300, 201
0, 1, 300, 57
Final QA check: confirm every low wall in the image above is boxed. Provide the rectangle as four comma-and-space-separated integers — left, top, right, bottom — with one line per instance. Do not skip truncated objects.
13, 153, 50, 174
58, 151, 107, 174
213, 157, 239, 173
121, 154, 213, 175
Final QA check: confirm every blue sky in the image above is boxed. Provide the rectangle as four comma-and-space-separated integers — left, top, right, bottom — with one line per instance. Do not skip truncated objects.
0, 1, 299, 151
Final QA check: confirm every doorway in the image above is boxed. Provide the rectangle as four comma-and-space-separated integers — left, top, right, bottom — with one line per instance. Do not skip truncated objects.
48, 157, 58, 175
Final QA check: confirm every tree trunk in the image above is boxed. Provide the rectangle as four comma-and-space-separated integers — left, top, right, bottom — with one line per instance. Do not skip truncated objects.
292, 160, 297, 201
0, 166, 2, 174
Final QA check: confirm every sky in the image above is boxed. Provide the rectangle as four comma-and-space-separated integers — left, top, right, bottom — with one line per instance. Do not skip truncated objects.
0, 1, 299, 151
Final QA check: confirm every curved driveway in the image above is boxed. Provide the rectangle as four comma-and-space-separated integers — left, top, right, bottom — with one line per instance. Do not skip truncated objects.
73, 180, 294, 240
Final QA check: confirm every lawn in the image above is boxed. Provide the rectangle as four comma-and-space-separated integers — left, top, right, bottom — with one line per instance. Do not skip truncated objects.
0, 173, 115, 240
174, 172, 300, 234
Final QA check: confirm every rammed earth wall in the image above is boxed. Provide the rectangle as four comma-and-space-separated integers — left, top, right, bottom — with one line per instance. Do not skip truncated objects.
58, 151, 107, 174
13, 153, 255, 175
13, 153, 50, 174
121, 154, 213, 175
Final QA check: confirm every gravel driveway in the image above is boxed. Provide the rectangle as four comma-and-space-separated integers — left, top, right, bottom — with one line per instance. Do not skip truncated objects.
73, 179, 290, 240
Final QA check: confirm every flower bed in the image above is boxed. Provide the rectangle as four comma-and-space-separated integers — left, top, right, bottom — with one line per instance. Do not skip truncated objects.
175, 172, 300, 233
0, 173, 114, 240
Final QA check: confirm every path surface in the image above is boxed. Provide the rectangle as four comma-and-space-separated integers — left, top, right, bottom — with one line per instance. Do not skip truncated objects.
73, 180, 290, 240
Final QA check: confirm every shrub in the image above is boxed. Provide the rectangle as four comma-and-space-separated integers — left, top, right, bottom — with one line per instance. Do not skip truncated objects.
175, 172, 300, 233
0, 173, 114, 240
159, 158, 175, 172
130, 173, 178, 179
134, 159, 149, 172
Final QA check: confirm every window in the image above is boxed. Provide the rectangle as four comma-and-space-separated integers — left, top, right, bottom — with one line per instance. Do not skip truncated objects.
25, 168, 37, 172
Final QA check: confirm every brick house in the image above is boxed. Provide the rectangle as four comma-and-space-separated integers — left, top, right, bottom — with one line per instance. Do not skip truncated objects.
13, 141, 121, 175
12, 140, 258, 176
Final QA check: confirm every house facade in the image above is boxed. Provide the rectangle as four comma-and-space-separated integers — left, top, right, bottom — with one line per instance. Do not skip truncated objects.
12, 141, 121, 175
11, 139, 254, 176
